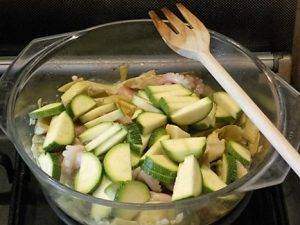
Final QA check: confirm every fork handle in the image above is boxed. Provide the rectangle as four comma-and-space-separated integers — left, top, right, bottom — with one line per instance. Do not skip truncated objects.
197, 51, 300, 178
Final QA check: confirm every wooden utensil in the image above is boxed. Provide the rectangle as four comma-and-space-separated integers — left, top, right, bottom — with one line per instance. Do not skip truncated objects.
149, 3, 300, 177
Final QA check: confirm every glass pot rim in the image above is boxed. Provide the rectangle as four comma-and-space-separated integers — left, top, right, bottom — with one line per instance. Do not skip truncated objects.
6, 19, 283, 210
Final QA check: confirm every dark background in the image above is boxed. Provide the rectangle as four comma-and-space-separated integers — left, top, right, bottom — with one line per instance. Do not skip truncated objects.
0, 0, 297, 55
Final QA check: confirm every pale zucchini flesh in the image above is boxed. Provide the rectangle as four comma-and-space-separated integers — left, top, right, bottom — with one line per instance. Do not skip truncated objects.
159, 98, 195, 115
201, 165, 227, 193
213, 92, 242, 119
142, 155, 178, 176
79, 122, 113, 143
136, 112, 167, 135
141, 135, 170, 160
191, 103, 216, 131
236, 161, 248, 178
165, 124, 190, 139
90, 176, 113, 220
94, 128, 128, 156
130, 152, 141, 168
159, 95, 199, 103
148, 127, 167, 147
161, 137, 206, 162
137, 90, 150, 101
84, 109, 124, 128
85, 123, 122, 151
171, 97, 213, 125
43, 111, 75, 152
37, 152, 61, 179
132, 95, 161, 113
74, 152, 102, 194
29, 102, 64, 119
172, 155, 202, 201
61, 81, 88, 106
114, 181, 150, 220
215, 105, 235, 124
226, 141, 252, 166
80, 103, 116, 123
103, 143, 132, 182
69, 94, 96, 118
131, 109, 143, 120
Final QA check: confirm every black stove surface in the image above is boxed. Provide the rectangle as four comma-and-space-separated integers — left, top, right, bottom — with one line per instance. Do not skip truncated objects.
3, 154, 289, 225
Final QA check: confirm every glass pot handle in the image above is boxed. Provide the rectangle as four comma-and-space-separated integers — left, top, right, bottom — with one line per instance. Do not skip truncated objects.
239, 74, 300, 192
0, 32, 77, 136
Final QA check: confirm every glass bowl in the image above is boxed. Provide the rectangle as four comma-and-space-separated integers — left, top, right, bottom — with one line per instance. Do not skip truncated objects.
0, 20, 299, 225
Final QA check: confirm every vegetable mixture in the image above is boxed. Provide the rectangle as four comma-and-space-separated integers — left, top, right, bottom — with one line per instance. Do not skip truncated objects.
29, 70, 261, 211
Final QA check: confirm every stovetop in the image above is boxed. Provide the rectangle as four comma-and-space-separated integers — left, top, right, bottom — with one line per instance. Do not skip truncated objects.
0, 55, 299, 225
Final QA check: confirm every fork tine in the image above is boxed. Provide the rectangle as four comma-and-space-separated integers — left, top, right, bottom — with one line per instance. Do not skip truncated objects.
149, 10, 176, 40
176, 3, 208, 32
161, 7, 185, 33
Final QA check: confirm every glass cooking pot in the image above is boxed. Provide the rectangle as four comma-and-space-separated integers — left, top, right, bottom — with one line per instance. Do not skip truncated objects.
0, 20, 299, 225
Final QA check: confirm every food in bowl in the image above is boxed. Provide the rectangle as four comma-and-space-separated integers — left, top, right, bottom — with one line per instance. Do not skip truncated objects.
29, 70, 261, 215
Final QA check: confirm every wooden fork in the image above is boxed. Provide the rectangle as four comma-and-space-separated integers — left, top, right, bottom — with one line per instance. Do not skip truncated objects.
149, 3, 300, 178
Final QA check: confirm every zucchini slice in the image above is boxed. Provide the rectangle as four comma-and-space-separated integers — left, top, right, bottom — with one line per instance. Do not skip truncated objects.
85, 123, 122, 151
79, 103, 116, 123
148, 127, 167, 147
145, 85, 192, 106
190, 103, 216, 131
90, 176, 113, 220
141, 155, 178, 184
201, 165, 227, 193
61, 81, 88, 106
132, 95, 161, 113
126, 123, 143, 155
68, 94, 96, 118
213, 92, 242, 119
146, 84, 187, 93
94, 128, 128, 156
158, 95, 199, 103
215, 105, 235, 124
37, 152, 61, 179
43, 111, 75, 152
114, 181, 150, 220
170, 97, 213, 125
105, 182, 124, 200
142, 155, 178, 177
130, 152, 141, 168
165, 124, 190, 139
172, 155, 202, 201
218, 154, 237, 184
159, 99, 194, 115
140, 165, 176, 184
74, 152, 102, 194
131, 109, 143, 120
115, 181, 150, 203
236, 161, 248, 178
136, 112, 167, 135
103, 143, 132, 182
226, 141, 252, 166
79, 122, 113, 143
29, 102, 64, 119
137, 90, 150, 101
161, 137, 206, 162
84, 109, 124, 128
141, 135, 170, 160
